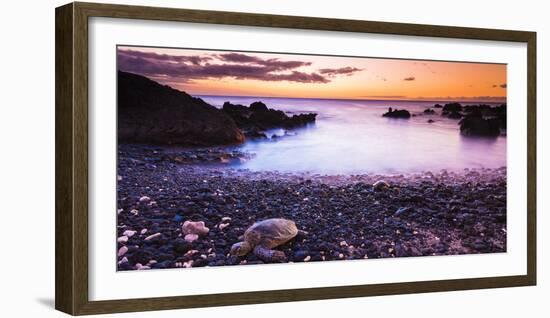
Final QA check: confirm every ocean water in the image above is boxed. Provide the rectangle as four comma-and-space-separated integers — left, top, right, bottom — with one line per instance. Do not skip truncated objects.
199, 95, 507, 174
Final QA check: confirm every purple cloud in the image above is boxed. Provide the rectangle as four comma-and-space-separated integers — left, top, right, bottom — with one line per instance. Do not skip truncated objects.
118, 49, 211, 65
318, 67, 362, 76
117, 49, 361, 84
403, 76, 416, 81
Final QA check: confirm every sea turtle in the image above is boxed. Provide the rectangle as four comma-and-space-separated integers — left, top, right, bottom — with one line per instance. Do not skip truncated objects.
230, 218, 305, 263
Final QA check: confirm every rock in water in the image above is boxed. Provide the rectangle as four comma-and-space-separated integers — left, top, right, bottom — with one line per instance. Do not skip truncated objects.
424, 108, 435, 114
182, 221, 210, 236
382, 108, 411, 119
222, 101, 317, 132
460, 117, 501, 137
117, 71, 244, 146
442, 102, 463, 112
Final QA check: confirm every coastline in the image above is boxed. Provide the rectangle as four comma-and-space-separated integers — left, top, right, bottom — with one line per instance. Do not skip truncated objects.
117, 144, 506, 270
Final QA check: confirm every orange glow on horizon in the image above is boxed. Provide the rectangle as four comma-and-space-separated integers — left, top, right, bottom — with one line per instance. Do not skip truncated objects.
118, 46, 507, 103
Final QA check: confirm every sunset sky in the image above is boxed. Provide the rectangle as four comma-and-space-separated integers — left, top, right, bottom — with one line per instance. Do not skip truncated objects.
117, 46, 507, 102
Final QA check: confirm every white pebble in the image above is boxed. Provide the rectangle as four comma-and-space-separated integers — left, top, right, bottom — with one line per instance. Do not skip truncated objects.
140, 228, 147, 235
304, 256, 311, 262
184, 233, 199, 243
117, 236, 128, 244
139, 196, 151, 203
118, 246, 128, 257
123, 230, 137, 237
218, 223, 230, 230
144, 233, 161, 241
221, 217, 232, 222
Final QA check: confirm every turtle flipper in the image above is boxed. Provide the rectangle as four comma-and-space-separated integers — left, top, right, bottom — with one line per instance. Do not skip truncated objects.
253, 245, 287, 263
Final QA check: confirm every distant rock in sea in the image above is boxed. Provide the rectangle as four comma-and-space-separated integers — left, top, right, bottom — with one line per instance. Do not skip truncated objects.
117, 71, 244, 146
222, 101, 317, 138
423, 108, 436, 114
382, 107, 411, 119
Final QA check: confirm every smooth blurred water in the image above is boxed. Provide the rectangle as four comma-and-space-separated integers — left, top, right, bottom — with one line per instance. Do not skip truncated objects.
200, 96, 507, 174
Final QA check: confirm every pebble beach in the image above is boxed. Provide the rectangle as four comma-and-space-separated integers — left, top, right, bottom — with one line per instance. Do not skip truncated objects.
116, 144, 506, 271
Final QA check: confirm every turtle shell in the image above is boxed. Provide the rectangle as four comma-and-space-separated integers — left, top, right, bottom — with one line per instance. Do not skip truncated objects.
245, 218, 298, 249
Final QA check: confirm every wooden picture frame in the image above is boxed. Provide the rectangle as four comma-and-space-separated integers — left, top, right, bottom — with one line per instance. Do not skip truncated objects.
55, 2, 536, 315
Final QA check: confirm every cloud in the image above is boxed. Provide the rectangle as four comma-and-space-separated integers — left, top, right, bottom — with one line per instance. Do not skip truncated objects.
118, 49, 211, 65
403, 76, 416, 81
217, 52, 312, 71
116, 49, 360, 84
318, 67, 362, 76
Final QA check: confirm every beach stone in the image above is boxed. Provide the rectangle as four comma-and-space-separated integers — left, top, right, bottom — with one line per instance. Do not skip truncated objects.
218, 223, 230, 230
184, 233, 199, 243
123, 230, 137, 237
129, 249, 152, 265
293, 250, 310, 262
373, 180, 390, 191
182, 220, 210, 236
394, 207, 410, 217
152, 261, 172, 269
144, 233, 161, 241
139, 196, 151, 203
173, 238, 192, 254
117, 235, 129, 244
192, 258, 209, 267
118, 246, 128, 257
118, 257, 128, 265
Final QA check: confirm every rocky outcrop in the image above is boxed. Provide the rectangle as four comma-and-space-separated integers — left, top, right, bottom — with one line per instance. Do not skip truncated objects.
117, 71, 244, 146
222, 101, 317, 138
442, 102, 463, 112
459, 117, 501, 137
459, 104, 506, 137
382, 107, 411, 119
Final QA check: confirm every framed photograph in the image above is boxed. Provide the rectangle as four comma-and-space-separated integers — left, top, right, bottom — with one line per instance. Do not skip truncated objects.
55, 2, 536, 315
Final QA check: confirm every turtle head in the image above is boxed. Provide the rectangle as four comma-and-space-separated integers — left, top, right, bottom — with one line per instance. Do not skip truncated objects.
230, 241, 252, 256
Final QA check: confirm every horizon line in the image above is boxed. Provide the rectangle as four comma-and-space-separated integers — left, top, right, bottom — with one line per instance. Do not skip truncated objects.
193, 93, 507, 104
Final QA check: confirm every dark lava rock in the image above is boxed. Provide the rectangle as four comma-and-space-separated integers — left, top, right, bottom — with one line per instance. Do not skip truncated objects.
382, 107, 411, 119
447, 110, 463, 119
292, 250, 310, 262
433, 104, 443, 108
152, 260, 172, 269
442, 102, 463, 112
427, 119, 435, 123
117, 71, 244, 146
128, 249, 152, 265
424, 108, 435, 114
459, 117, 501, 137
173, 238, 192, 254
192, 258, 209, 267
222, 101, 317, 131
249, 101, 269, 112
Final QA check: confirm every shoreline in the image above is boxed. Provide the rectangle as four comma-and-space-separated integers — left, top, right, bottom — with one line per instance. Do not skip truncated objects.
117, 144, 506, 271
